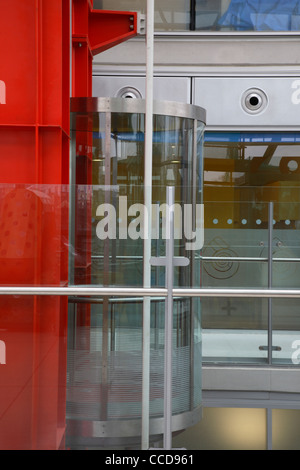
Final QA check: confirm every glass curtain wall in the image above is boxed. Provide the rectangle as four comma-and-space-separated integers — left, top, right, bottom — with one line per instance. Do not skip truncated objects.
94, 0, 300, 32
201, 132, 300, 365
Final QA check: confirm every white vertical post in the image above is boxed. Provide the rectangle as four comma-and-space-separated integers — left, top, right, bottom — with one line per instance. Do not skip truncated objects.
164, 186, 175, 450
142, 0, 154, 450
150, 187, 189, 450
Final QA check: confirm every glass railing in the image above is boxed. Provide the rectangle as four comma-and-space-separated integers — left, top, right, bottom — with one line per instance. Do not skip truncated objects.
0, 182, 300, 449
201, 199, 300, 366
0, 186, 298, 365
0, 183, 203, 449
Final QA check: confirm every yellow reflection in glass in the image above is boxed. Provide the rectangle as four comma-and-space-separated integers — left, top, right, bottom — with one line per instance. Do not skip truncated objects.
173, 407, 267, 450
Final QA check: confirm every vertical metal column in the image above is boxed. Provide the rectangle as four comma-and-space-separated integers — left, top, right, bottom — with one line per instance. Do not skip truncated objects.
151, 186, 189, 450
164, 186, 175, 450
142, 0, 154, 450
0, 0, 70, 449
101, 112, 112, 421
268, 202, 273, 364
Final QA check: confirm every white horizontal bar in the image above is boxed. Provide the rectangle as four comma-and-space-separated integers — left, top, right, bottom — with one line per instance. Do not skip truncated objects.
1, 286, 300, 298
175, 288, 300, 298
92, 255, 300, 263
0, 286, 166, 297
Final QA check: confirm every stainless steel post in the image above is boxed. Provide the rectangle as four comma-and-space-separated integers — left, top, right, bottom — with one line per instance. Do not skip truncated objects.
142, 0, 155, 450
150, 187, 189, 450
268, 202, 274, 365
164, 186, 175, 450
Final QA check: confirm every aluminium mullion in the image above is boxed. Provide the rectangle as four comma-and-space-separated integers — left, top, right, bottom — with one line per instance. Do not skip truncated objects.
268, 202, 274, 365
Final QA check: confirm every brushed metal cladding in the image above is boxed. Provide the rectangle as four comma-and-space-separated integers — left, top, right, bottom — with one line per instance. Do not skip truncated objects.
194, 76, 300, 129
66, 406, 202, 440
92, 75, 191, 104
70, 96, 206, 122
202, 367, 300, 394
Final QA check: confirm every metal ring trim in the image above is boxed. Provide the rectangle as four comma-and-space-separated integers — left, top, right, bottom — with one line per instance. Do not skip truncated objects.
70, 97, 206, 123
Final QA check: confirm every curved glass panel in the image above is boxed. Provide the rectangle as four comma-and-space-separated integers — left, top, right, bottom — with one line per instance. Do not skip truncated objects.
67, 98, 205, 449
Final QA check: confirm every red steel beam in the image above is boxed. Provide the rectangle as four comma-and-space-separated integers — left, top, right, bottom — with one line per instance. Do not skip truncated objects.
72, 0, 139, 97
0, 0, 138, 450
0, 0, 70, 450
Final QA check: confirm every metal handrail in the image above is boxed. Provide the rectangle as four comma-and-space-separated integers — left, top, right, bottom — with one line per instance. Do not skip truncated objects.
1, 286, 300, 298
91, 255, 300, 263
201, 256, 300, 263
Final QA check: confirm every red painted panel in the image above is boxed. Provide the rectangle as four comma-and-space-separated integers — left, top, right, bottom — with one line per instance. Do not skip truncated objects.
0, 0, 70, 449
0, 0, 138, 449
0, 128, 37, 183
0, 1, 36, 125
89, 10, 138, 55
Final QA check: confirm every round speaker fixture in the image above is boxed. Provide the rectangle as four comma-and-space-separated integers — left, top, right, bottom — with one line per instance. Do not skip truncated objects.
116, 86, 142, 99
241, 88, 268, 114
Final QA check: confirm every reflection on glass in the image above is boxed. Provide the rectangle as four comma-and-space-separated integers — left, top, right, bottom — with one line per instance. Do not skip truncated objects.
95, 0, 191, 31
172, 407, 267, 450
273, 409, 300, 450
67, 98, 205, 448
217, 0, 300, 32
0, 295, 67, 450
0, 184, 69, 286
202, 132, 300, 365
95, 0, 300, 32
